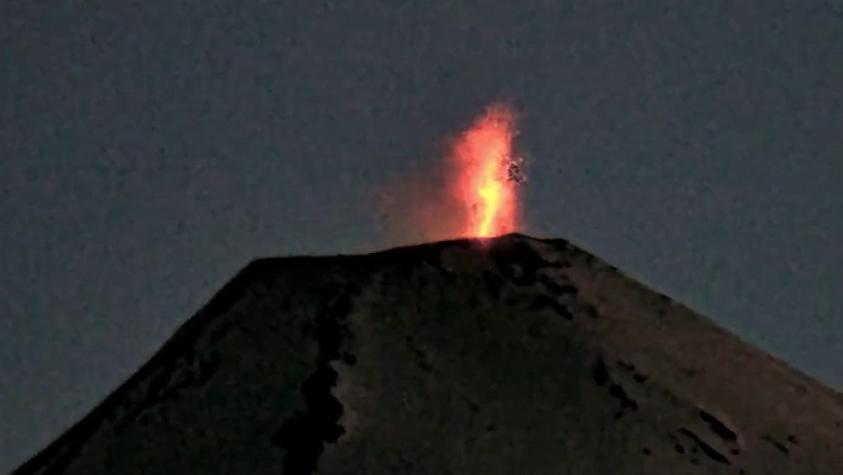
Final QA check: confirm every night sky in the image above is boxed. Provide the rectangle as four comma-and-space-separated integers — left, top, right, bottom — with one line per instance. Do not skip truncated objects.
2, 0, 842, 471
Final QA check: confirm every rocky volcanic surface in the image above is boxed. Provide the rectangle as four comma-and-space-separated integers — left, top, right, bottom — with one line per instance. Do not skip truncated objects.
13, 234, 843, 474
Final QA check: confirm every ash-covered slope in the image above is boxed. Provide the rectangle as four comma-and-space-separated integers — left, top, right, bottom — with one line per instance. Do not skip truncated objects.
14, 234, 843, 475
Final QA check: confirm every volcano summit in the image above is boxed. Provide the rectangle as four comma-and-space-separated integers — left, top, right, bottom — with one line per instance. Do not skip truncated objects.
13, 234, 843, 474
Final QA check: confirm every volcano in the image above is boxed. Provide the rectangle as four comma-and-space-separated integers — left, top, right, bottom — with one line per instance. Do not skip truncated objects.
13, 234, 843, 474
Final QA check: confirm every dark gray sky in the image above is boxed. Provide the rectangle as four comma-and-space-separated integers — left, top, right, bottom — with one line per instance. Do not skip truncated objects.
2, 0, 842, 471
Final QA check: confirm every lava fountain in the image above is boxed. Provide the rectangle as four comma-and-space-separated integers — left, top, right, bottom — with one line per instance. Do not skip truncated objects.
450, 104, 523, 238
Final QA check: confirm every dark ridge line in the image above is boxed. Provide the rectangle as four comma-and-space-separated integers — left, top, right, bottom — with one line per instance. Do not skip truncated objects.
252, 232, 778, 355
698, 410, 738, 442
242, 234, 573, 268
15, 232, 843, 473
252, 233, 710, 338
272, 284, 356, 475
11, 258, 286, 475
679, 428, 731, 465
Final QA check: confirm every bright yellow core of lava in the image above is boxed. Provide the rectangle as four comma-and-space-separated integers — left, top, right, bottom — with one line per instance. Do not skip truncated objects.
451, 104, 520, 238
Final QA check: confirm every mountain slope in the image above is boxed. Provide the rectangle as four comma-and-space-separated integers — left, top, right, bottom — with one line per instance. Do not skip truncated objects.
13, 234, 843, 474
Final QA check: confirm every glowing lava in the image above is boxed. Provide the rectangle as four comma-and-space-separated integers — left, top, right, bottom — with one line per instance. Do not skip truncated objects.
451, 104, 522, 238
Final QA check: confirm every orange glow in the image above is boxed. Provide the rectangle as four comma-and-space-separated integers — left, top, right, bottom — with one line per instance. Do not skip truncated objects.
451, 104, 522, 238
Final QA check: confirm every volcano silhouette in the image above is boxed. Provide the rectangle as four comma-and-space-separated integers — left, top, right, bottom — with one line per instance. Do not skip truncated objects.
13, 234, 843, 474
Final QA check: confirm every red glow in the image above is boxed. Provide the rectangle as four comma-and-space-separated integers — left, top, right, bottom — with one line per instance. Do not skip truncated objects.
450, 104, 521, 238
